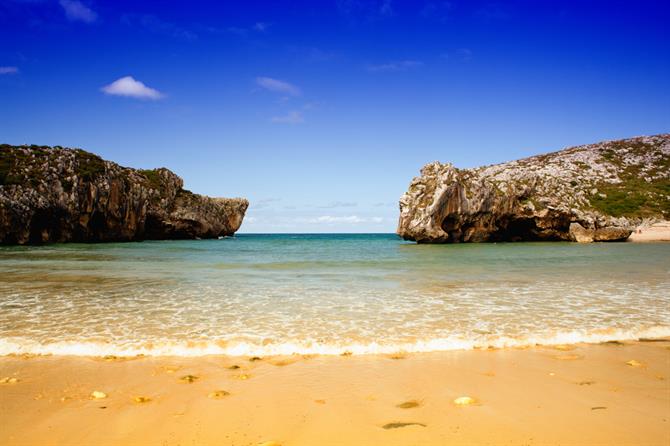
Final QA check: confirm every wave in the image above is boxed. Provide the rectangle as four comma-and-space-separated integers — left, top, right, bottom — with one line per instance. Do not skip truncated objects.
2, 326, 669, 358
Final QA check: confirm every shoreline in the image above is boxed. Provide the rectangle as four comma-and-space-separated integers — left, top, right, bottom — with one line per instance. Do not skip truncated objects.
2, 340, 668, 445
3, 328, 670, 358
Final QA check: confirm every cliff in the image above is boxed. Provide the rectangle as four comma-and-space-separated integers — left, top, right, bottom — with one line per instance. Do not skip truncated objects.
0, 145, 248, 244
397, 134, 670, 243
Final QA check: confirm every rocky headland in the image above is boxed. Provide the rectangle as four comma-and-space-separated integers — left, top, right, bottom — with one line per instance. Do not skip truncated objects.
0, 145, 248, 244
397, 134, 669, 243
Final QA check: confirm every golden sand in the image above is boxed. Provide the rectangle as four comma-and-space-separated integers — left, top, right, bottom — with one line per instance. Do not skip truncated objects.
0, 340, 669, 445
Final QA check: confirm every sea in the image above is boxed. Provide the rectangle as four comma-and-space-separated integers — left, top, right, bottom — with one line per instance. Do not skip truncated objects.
1, 234, 668, 357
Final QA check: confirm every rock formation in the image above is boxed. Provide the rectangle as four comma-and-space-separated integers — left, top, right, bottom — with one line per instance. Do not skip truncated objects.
0, 145, 248, 244
397, 134, 669, 243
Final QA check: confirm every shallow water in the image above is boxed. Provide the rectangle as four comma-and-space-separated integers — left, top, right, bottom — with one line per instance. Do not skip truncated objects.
0, 234, 668, 356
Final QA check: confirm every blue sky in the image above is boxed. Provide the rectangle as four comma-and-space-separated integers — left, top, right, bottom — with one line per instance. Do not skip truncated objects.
1, 0, 669, 232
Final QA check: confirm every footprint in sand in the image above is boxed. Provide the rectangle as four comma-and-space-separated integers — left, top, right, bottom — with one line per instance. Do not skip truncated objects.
396, 400, 421, 409
179, 375, 199, 383
208, 390, 230, 399
552, 344, 576, 351
626, 360, 644, 367
553, 354, 584, 361
133, 396, 151, 404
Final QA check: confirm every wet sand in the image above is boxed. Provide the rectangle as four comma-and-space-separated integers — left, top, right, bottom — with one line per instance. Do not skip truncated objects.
1, 340, 669, 446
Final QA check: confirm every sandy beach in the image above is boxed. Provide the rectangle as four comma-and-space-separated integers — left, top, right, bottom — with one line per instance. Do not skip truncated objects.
1, 340, 668, 446
629, 222, 670, 242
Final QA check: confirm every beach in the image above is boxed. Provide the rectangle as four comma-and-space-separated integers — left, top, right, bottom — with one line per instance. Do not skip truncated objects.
1, 236, 669, 445
1, 340, 669, 446
629, 222, 670, 242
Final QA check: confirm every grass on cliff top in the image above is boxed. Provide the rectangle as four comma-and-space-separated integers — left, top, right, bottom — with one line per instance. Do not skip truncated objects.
1, 145, 108, 186
73, 149, 106, 181
589, 139, 669, 218
0, 145, 52, 186
138, 169, 163, 190
591, 177, 670, 218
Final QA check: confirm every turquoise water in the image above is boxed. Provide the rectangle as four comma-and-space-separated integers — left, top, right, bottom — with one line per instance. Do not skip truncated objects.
0, 234, 669, 356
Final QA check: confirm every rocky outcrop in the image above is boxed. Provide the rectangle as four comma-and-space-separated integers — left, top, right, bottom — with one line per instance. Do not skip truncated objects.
0, 145, 248, 244
397, 134, 670, 243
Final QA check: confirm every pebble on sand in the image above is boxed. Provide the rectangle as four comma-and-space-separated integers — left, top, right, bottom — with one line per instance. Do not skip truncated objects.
626, 359, 644, 367
0, 377, 19, 384
133, 396, 152, 404
90, 391, 107, 399
208, 390, 230, 399
233, 373, 251, 380
453, 396, 478, 406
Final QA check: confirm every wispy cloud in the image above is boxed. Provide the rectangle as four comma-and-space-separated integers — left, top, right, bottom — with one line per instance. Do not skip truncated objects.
271, 111, 304, 124
441, 48, 473, 61
222, 22, 270, 37
122, 14, 196, 41
59, 0, 97, 24
318, 201, 358, 208
475, 3, 510, 21
367, 60, 423, 72
253, 22, 269, 32
256, 77, 301, 96
337, 0, 394, 20
101, 76, 164, 100
421, 1, 452, 22
0, 66, 19, 75
254, 198, 282, 209
307, 215, 384, 224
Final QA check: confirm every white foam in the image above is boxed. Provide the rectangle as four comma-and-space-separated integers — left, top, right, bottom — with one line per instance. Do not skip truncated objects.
2, 326, 669, 357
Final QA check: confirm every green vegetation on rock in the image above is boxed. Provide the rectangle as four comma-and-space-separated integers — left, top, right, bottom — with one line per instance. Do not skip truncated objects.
74, 149, 106, 181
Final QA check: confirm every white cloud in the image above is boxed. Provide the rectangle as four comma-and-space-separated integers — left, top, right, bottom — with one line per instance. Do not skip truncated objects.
59, 0, 97, 24
256, 76, 301, 96
367, 60, 423, 72
101, 76, 164, 100
271, 111, 304, 124
0, 66, 18, 75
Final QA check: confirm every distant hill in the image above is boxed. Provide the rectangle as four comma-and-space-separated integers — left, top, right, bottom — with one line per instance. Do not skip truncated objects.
397, 134, 670, 243
0, 145, 248, 244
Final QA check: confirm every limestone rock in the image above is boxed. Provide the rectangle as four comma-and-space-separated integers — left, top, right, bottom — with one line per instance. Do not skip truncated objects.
0, 145, 248, 244
397, 134, 669, 243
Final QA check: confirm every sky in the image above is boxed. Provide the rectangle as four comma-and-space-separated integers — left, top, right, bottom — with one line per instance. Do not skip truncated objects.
1, 0, 669, 233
